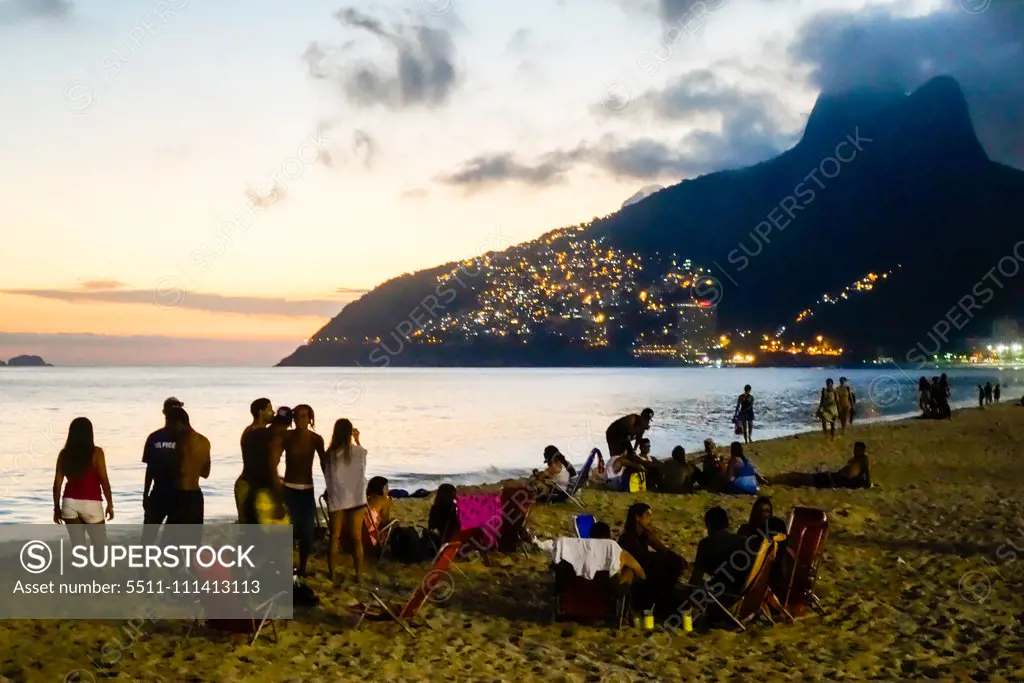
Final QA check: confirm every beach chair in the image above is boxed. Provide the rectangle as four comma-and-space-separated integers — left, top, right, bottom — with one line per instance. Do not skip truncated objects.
453, 491, 504, 562
363, 507, 399, 560
687, 533, 787, 632
772, 507, 828, 617
349, 541, 462, 634
551, 448, 599, 509
187, 560, 289, 645
574, 513, 595, 539
499, 485, 536, 555
552, 561, 628, 628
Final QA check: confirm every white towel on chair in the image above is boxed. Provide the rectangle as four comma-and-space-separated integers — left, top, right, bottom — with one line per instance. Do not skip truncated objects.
548, 538, 622, 579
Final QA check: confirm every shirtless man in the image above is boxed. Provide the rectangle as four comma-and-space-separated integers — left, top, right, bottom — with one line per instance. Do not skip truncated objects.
167, 408, 211, 525
605, 409, 655, 488
282, 404, 325, 577
239, 407, 292, 523
236, 398, 273, 521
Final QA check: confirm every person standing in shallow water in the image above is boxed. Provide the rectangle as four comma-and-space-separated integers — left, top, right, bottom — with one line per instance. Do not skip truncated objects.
985, 382, 994, 406
735, 385, 755, 443
994, 382, 1002, 403
836, 378, 854, 435
817, 378, 839, 440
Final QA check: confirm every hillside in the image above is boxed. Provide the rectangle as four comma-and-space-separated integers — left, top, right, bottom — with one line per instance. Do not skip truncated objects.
280, 76, 1024, 367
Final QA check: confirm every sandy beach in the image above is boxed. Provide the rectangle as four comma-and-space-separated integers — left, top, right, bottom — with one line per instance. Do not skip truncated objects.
4, 403, 1024, 682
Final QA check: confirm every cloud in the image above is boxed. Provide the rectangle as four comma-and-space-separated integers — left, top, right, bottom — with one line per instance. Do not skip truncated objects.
0, 0, 71, 25
303, 7, 460, 110
1, 287, 352, 318
790, 0, 1024, 168
401, 188, 429, 199
351, 129, 377, 168
505, 28, 533, 54
334, 286, 370, 295
244, 182, 288, 209
440, 68, 799, 190
77, 279, 128, 291
314, 121, 380, 169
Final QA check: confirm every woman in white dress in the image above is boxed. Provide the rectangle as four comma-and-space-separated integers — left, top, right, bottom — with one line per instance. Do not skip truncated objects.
323, 418, 368, 582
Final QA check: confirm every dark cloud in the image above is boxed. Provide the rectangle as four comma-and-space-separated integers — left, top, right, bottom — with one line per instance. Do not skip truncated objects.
303, 7, 460, 109
791, 0, 1024, 168
440, 68, 798, 190
656, 0, 727, 26
0, 0, 71, 24
437, 130, 779, 189
2, 288, 350, 318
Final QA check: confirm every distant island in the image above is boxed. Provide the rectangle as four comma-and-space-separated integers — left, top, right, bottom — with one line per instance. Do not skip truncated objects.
280, 75, 1024, 369
2, 355, 53, 367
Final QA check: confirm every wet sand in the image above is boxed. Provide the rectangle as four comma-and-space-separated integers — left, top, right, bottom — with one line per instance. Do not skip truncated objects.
4, 402, 1024, 682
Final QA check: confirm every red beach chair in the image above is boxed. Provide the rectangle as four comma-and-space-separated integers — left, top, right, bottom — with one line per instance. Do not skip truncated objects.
188, 560, 287, 645
772, 507, 828, 617
499, 485, 536, 555
350, 541, 462, 634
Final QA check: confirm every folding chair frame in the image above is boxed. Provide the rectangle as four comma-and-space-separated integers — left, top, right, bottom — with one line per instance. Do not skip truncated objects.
683, 534, 788, 632
778, 508, 828, 616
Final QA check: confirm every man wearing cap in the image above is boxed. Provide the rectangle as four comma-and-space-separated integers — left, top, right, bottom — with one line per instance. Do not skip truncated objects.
141, 397, 186, 543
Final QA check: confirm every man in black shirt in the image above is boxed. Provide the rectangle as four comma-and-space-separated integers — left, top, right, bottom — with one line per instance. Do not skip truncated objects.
687, 506, 760, 613
141, 397, 186, 544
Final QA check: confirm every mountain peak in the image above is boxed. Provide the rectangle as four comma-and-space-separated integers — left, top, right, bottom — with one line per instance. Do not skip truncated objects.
800, 85, 904, 145
798, 75, 986, 163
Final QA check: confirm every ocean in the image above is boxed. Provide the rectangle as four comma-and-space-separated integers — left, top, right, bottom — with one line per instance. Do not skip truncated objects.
0, 366, 1016, 524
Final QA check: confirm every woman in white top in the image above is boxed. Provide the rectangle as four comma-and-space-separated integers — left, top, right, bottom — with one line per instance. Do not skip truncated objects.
322, 418, 368, 582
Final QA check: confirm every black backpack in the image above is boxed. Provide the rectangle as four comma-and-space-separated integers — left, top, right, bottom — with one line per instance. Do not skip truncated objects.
389, 526, 434, 564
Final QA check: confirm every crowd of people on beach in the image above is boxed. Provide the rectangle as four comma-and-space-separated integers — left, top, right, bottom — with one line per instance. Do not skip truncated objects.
40, 371, 1013, 639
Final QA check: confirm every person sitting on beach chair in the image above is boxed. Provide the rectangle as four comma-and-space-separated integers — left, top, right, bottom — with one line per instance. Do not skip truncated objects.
364, 476, 397, 555
772, 442, 872, 489
737, 496, 787, 540
686, 507, 752, 606
532, 446, 576, 501
618, 503, 687, 616
427, 483, 459, 546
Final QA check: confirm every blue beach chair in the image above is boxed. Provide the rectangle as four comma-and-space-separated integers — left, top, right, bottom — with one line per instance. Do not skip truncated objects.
574, 513, 595, 539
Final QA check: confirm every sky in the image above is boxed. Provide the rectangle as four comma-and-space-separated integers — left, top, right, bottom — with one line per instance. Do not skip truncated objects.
0, 0, 1020, 365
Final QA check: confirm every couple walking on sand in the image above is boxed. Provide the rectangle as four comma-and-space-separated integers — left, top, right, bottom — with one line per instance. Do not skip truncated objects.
816, 377, 856, 440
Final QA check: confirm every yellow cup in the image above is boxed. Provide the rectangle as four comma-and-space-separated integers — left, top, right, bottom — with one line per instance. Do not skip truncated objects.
643, 611, 655, 630
683, 615, 693, 633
